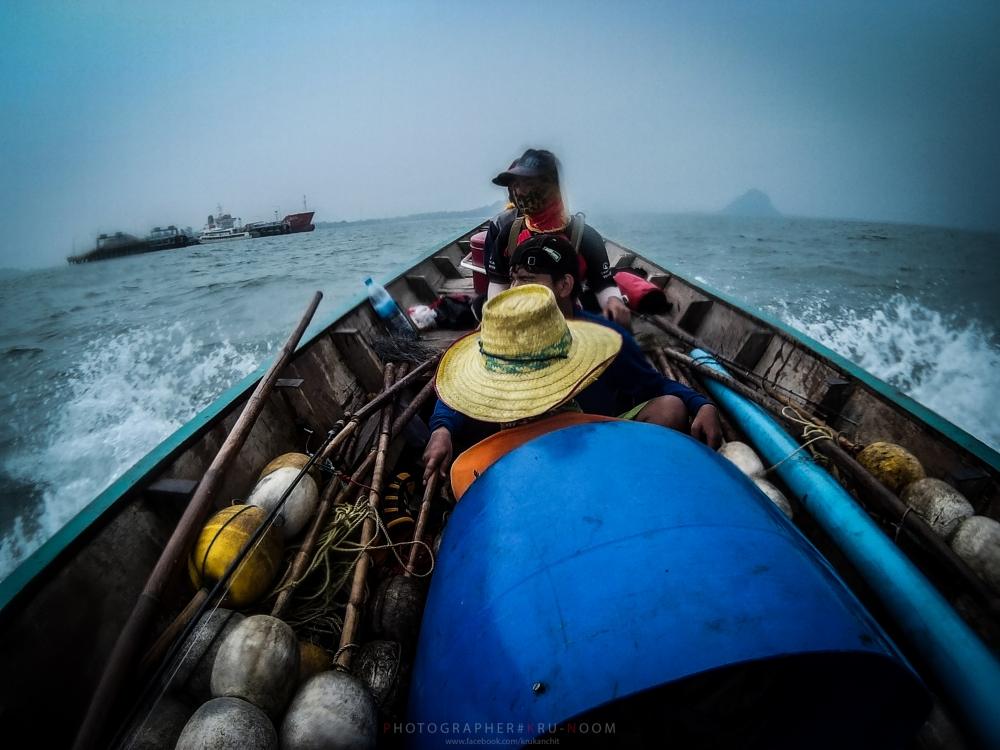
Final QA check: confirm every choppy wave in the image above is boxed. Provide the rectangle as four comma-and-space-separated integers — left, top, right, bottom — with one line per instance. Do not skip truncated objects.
0, 322, 265, 579
2, 346, 44, 359
777, 294, 1000, 451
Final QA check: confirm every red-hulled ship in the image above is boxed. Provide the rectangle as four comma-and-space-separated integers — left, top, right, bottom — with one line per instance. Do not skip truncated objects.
282, 195, 315, 233
282, 210, 315, 233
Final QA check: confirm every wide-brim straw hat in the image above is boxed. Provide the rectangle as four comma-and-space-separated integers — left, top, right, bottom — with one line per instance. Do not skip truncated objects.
436, 284, 622, 422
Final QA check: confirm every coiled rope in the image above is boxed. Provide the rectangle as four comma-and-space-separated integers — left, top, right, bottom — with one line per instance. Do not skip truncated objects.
278, 489, 434, 639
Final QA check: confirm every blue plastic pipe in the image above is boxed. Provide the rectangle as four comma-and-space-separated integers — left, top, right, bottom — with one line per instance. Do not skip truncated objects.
691, 349, 1000, 747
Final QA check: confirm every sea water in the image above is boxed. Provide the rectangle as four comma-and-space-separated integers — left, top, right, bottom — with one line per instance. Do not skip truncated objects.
1, 213, 997, 581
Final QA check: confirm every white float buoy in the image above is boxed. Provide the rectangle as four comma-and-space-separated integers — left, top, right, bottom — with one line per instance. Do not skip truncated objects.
175, 608, 246, 701
718, 441, 765, 478
901, 478, 974, 539
211, 615, 300, 717
950, 516, 1000, 595
753, 477, 794, 519
124, 693, 194, 749
175, 697, 278, 750
247, 467, 319, 539
281, 671, 378, 750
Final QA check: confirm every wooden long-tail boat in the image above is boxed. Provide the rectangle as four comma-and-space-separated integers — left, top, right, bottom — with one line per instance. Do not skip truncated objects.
0, 222, 998, 748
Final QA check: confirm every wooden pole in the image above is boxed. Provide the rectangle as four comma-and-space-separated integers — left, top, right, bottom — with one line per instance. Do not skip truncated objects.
73, 291, 323, 750
138, 588, 207, 676
666, 346, 1000, 616
271, 378, 434, 617
406, 473, 440, 577
660, 347, 855, 450
271, 369, 437, 617
315, 356, 438, 464
337, 365, 398, 669
270, 454, 370, 618
653, 349, 739, 444
641, 313, 835, 419
810, 439, 1000, 618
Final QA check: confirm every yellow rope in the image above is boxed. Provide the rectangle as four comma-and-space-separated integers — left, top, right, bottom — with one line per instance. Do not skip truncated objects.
761, 406, 839, 475
279, 493, 435, 638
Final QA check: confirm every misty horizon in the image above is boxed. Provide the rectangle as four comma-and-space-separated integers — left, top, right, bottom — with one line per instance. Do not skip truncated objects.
3, 2, 998, 269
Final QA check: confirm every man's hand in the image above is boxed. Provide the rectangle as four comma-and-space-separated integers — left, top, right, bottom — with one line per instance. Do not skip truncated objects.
604, 296, 631, 328
422, 427, 454, 483
690, 404, 723, 450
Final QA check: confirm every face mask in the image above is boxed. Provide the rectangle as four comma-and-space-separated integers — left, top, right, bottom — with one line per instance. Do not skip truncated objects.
515, 186, 549, 214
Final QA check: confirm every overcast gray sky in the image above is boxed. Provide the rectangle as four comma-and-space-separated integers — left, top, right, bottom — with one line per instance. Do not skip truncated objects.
2, 1, 998, 268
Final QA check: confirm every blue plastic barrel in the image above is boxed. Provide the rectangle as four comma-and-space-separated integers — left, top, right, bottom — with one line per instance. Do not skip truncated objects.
406, 421, 928, 748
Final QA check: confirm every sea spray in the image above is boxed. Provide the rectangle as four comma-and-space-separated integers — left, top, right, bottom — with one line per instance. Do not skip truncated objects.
0, 321, 265, 579
780, 294, 1000, 450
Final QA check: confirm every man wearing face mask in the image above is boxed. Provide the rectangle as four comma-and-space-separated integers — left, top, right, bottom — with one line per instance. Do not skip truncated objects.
483, 148, 631, 327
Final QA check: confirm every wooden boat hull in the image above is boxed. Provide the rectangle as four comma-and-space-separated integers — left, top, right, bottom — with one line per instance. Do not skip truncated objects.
0, 222, 997, 746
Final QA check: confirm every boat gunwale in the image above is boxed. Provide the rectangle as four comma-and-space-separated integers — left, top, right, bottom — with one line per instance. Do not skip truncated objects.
0, 224, 484, 617
3, 222, 996, 617
607, 238, 1000, 474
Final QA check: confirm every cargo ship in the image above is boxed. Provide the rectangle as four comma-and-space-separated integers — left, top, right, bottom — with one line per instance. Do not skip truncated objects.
206, 199, 315, 241
282, 210, 315, 233
243, 212, 315, 238
67, 226, 196, 264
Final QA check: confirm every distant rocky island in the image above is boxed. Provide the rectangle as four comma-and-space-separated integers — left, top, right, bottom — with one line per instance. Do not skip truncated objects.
721, 189, 781, 218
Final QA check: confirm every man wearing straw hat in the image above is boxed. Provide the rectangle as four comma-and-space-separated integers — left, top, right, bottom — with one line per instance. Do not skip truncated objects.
426, 243, 722, 487
434, 283, 625, 498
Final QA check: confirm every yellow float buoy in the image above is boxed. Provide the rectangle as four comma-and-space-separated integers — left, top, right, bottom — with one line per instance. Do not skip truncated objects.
856, 441, 925, 493
298, 642, 332, 685
188, 505, 284, 608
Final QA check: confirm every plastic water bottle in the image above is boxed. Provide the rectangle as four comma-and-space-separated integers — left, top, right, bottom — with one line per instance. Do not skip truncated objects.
364, 277, 415, 338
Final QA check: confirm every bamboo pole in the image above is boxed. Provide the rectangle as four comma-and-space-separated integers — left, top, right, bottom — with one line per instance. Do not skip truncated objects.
406, 473, 440, 577
314, 356, 438, 464
641, 313, 836, 419
137, 588, 208, 676
653, 349, 739, 444
270, 468, 363, 618
337, 365, 398, 669
660, 347, 854, 450
668, 346, 1000, 616
134, 356, 423, 668
271, 368, 437, 617
73, 291, 323, 750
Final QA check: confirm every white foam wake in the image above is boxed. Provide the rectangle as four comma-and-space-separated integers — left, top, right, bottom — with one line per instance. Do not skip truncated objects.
777, 294, 1000, 452
0, 322, 265, 581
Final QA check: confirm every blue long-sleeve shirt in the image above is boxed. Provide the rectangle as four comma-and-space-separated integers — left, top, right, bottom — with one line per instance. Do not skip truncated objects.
430, 309, 711, 444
